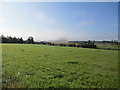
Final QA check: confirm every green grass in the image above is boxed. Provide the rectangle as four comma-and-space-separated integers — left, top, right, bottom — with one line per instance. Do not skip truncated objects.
97, 44, 118, 50
2, 44, 118, 88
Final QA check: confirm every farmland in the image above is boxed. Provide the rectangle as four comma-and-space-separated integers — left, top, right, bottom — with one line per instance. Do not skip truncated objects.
2, 44, 118, 88
97, 44, 118, 50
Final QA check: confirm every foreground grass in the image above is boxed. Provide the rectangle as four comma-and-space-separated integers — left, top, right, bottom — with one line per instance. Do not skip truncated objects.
2, 44, 118, 88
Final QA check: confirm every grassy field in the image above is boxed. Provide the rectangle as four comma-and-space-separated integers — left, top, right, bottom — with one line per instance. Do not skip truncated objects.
2, 44, 118, 88
96, 44, 118, 50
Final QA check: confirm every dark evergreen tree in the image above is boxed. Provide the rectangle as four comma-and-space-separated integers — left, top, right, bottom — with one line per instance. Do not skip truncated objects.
27, 36, 34, 44
18, 37, 24, 43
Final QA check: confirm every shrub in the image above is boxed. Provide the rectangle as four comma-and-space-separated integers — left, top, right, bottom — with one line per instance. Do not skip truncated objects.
81, 40, 97, 48
76, 44, 80, 47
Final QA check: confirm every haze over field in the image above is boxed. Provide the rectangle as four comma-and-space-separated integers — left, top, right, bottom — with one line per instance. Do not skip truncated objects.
0, 2, 118, 41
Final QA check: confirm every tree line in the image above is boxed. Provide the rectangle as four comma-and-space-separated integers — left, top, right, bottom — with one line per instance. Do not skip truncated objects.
68, 40, 119, 45
0, 35, 34, 44
0, 35, 119, 49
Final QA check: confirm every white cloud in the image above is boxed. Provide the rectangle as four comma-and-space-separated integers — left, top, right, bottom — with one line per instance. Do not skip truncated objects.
36, 11, 55, 24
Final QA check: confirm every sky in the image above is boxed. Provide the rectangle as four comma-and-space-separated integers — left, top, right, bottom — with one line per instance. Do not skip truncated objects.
0, 2, 118, 41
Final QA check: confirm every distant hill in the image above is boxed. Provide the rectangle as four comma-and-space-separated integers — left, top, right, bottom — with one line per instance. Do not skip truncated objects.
50, 38, 68, 43
68, 41, 84, 44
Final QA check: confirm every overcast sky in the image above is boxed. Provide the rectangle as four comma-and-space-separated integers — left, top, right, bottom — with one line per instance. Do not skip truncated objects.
0, 2, 118, 41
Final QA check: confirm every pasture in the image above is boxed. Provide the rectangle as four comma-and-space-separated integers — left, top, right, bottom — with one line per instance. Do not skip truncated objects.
2, 44, 118, 88
97, 44, 118, 50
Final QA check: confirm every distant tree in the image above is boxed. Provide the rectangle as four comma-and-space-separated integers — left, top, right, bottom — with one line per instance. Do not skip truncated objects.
81, 40, 97, 48
111, 40, 114, 45
114, 40, 118, 45
18, 37, 24, 43
12, 37, 18, 43
27, 36, 34, 44
40, 41, 46, 45
7, 36, 12, 43
103, 40, 105, 45
0, 36, 1, 43
1, 35, 25, 43
73, 44, 76, 47
49, 42, 52, 45
93, 40, 95, 44
1, 35, 7, 43
88, 40, 91, 44
68, 44, 74, 47
76, 44, 80, 47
